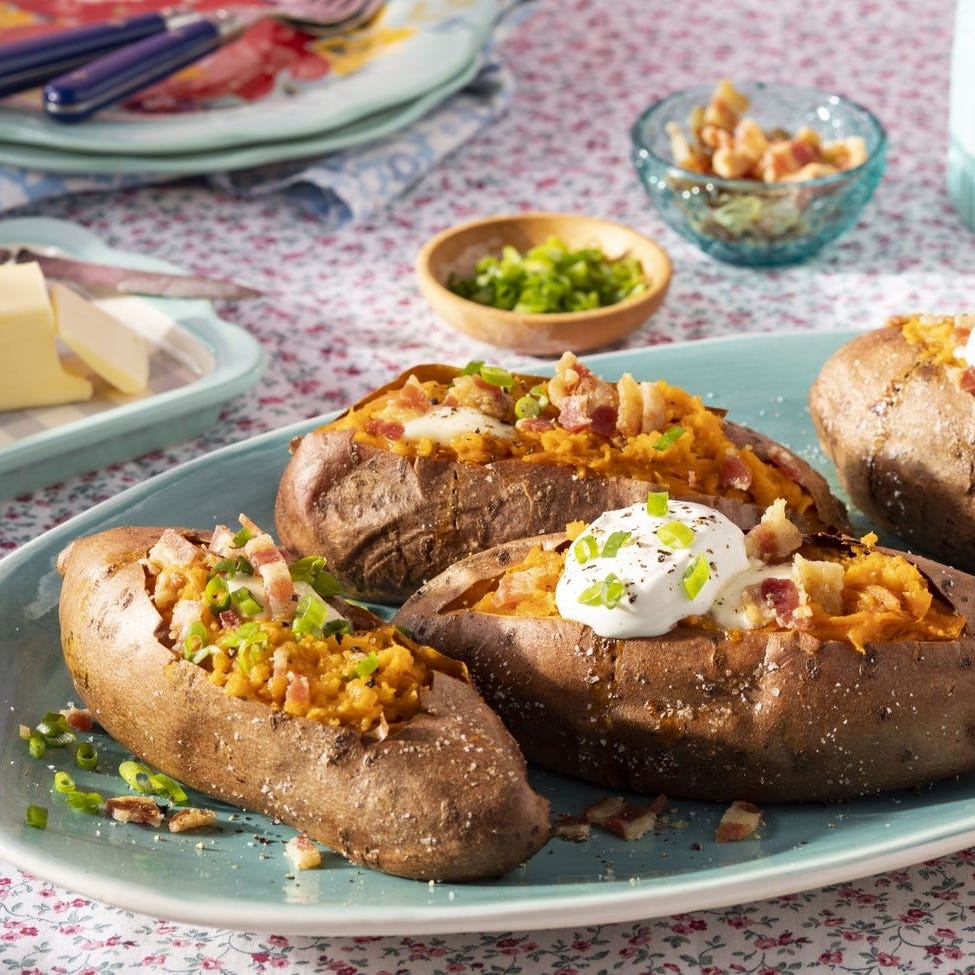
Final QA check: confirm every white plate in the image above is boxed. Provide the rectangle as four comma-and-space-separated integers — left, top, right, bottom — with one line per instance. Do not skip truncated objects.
0, 55, 478, 175
0, 0, 496, 155
3, 331, 975, 936
0, 217, 264, 498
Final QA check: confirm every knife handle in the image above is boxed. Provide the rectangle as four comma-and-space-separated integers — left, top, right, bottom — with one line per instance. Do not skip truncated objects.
0, 12, 174, 100
42, 16, 228, 123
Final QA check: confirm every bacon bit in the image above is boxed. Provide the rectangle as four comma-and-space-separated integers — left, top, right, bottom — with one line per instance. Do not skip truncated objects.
105, 796, 164, 827
443, 373, 512, 420
719, 451, 752, 491
961, 367, 975, 395
365, 417, 405, 440
793, 554, 844, 616
168, 807, 218, 833
286, 672, 311, 708
744, 498, 803, 564
582, 795, 628, 825
616, 373, 666, 437
515, 416, 556, 434
589, 405, 617, 439
171, 598, 206, 643
582, 794, 667, 841
554, 815, 591, 842
715, 800, 763, 842
241, 520, 294, 618
392, 375, 433, 414
761, 577, 801, 625
285, 833, 323, 870
209, 524, 237, 558
18, 724, 30, 740
558, 395, 595, 432
218, 608, 242, 630
761, 442, 806, 486
601, 804, 659, 841
60, 707, 93, 732
146, 529, 202, 570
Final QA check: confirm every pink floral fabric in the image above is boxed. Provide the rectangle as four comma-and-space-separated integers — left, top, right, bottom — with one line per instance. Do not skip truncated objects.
3, 0, 975, 969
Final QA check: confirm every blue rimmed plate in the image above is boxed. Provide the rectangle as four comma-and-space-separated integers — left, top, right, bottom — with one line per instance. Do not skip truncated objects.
3, 329, 973, 937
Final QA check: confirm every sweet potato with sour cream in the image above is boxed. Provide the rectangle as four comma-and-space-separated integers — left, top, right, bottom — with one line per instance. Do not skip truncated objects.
394, 497, 975, 803
810, 314, 975, 573
276, 353, 848, 602
56, 517, 549, 881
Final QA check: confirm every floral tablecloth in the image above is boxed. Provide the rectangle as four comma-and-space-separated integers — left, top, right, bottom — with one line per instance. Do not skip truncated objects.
4, 0, 975, 971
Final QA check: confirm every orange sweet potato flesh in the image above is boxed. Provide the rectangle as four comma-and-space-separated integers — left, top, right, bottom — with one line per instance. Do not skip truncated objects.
56, 526, 550, 882
393, 533, 975, 803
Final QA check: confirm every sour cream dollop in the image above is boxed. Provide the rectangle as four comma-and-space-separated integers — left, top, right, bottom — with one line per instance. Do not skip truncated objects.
555, 499, 751, 638
401, 406, 514, 443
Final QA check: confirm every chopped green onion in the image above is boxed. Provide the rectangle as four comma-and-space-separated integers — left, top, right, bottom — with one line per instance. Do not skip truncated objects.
232, 526, 253, 548
573, 535, 599, 564
289, 557, 342, 599
217, 621, 268, 655
204, 575, 231, 612
211, 556, 253, 578
656, 520, 695, 550
27, 733, 46, 760
646, 491, 669, 517
292, 592, 330, 638
351, 651, 380, 680
119, 760, 155, 794
36, 711, 76, 747
459, 361, 515, 391
53, 771, 75, 794
230, 586, 263, 618
75, 742, 98, 771
653, 426, 685, 452
682, 554, 711, 600
149, 773, 188, 805
578, 573, 626, 609
322, 618, 352, 638
461, 360, 484, 376
65, 790, 103, 814
600, 530, 631, 558
514, 394, 541, 419
184, 620, 209, 658
25, 805, 47, 829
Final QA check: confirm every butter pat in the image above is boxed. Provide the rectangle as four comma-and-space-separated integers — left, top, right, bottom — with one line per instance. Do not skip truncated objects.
0, 262, 92, 411
51, 282, 150, 395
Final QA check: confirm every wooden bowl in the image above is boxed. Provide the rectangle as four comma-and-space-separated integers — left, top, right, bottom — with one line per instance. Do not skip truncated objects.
415, 212, 672, 356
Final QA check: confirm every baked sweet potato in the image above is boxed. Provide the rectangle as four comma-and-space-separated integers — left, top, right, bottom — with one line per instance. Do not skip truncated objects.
276, 353, 848, 602
394, 497, 975, 803
809, 315, 975, 572
56, 518, 550, 881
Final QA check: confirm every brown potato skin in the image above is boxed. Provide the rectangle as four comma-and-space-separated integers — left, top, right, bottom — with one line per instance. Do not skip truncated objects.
56, 527, 550, 882
393, 533, 975, 803
809, 326, 975, 572
275, 366, 848, 603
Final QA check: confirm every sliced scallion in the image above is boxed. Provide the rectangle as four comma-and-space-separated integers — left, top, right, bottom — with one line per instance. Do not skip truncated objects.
682, 554, 711, 600
119, 760, 155, 794
600, 530, 631, 558
578, 573, 626, 609
25, 804, 47, 829
646, 491, 669, 517
75, 742, 98, 771
53, 771, 75, 794
573, 535, 599, 564
351, 651, 380, 680
656, 520, 695, 550
204, 575, 231, 612
653, 426, 685, 452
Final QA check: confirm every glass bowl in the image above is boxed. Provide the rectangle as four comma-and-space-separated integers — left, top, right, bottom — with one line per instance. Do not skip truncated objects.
630, 82, 887, 266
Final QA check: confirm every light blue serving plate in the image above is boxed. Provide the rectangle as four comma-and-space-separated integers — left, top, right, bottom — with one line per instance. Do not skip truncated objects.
3, 330, 974, 937
0, 218, 264, 499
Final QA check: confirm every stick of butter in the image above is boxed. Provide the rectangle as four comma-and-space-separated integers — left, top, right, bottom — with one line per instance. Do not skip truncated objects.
0, 262, 92, 412
51, 282, 150, 395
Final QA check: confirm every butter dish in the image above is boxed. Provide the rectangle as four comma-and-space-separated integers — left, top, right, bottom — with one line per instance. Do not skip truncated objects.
0, 217, 264, 500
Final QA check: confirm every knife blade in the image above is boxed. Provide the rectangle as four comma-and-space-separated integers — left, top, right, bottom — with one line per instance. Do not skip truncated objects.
0, 247, 262, 300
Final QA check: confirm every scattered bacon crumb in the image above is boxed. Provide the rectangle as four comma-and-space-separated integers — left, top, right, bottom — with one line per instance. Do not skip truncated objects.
168, 807, 218, 833
715, 800, 764, 842
105, 796, 164, 828
285, 833, 323, 871
581, 793, 669, 841
60, 707, 93, 732
553, 815, 591, 842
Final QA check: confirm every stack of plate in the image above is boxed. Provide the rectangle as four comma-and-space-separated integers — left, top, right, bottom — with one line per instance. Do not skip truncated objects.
0, 0, 497, 175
